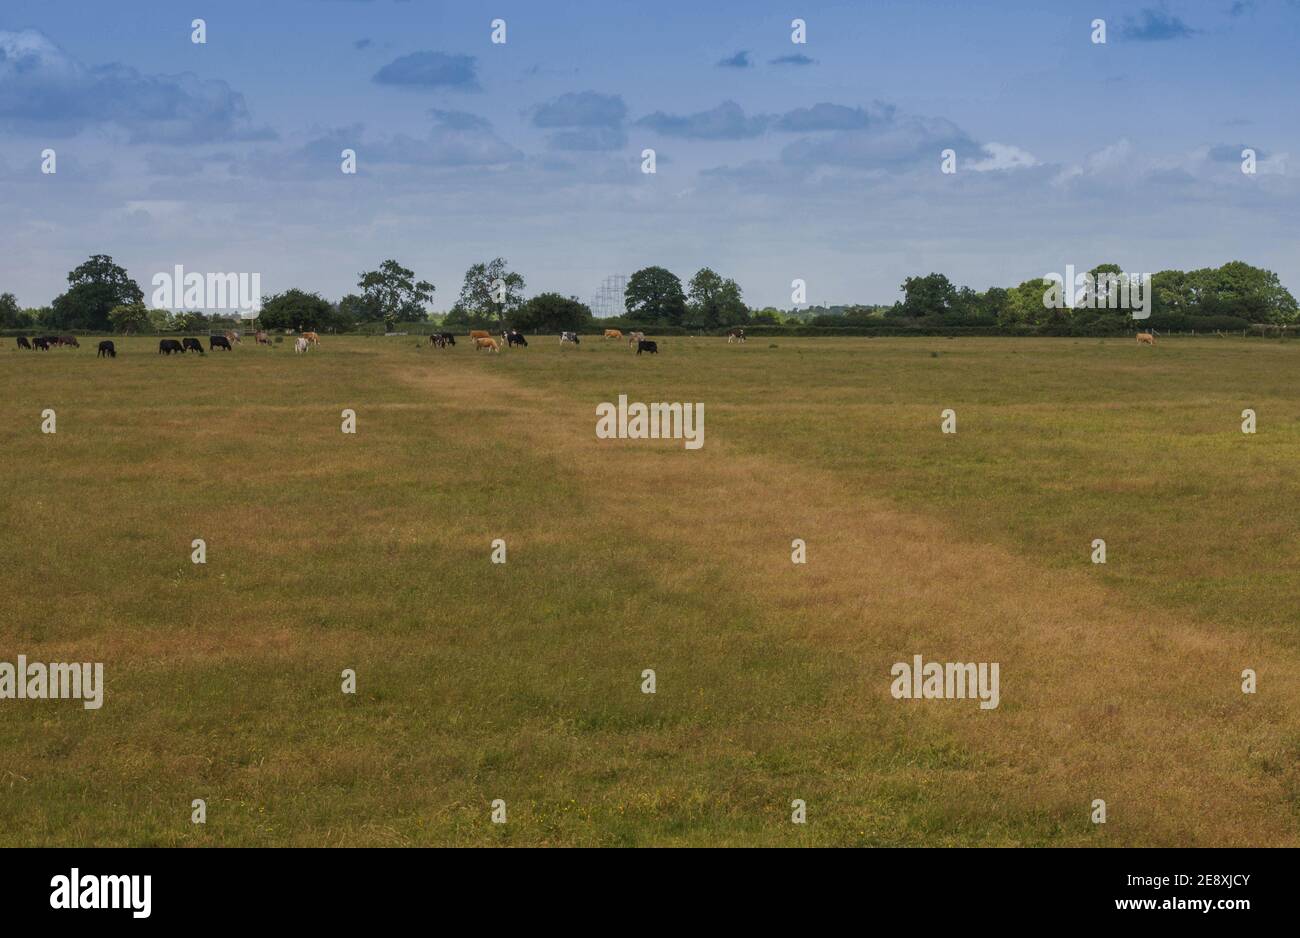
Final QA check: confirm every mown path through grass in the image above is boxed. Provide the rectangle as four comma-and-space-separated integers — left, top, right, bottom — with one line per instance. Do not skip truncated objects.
1, 337, 1295, 845
390, 348, 1300, 846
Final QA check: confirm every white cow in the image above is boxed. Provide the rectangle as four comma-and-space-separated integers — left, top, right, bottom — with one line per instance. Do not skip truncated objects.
294, 337, 310, 354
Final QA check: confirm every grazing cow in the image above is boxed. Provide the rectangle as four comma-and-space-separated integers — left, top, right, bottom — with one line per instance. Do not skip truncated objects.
474, 336, 500, 353
469, 330, 492, 341
17, 336, 31, 349
97, 340, 116, 358
255, 331, 272, 345
727, 329, 746, 344
603, 329, 623, 340
33, 337, 51, 351
636, 339, 658, 355
210, 335, 233, 351
225, 330, 241, 344
294, 337, 310, 354
505, 330, 527, 348
302, 331, 320, 346
58, 335, 80, 348
627, 330, 645, 347
560, 331, 580, 345
182, 337, 205, 354
1136, 332, 1156, 345
159, 339, 184, 355
439, 332, 456, 346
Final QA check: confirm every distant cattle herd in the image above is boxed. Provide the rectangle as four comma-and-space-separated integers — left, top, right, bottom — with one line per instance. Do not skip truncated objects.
10, 330, 255, 354
19, 335, 80, 350
8, 327, 1169, 360
9, 327, 670, 358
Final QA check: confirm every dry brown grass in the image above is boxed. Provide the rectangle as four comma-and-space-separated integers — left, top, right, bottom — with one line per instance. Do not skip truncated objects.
1, 335, 1296, 845
392, 350, 1300, 846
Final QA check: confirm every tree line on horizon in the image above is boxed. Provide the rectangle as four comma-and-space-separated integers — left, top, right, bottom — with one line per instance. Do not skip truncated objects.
2, 255, 1296, 335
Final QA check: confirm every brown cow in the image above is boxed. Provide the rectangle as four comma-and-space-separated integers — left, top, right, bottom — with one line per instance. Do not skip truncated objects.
469, 330, 492, 341
603, 329, 623, 340
1136, 332, 1156, 345
255, 331, 271, 345
302, 331, 320, 346
473, 337, 500, 353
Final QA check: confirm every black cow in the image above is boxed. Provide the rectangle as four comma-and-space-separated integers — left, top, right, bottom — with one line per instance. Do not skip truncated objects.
58, 335, 79, 348
440, 332, 456, 346
210, 335, 232, 351
159, 339, 184, 355
506, 331, 527, 348
33, 337, 51, 351
17, 336, 31, 349
636, 340, 658, 355
182, 337, 205, 354
97, 340, 116, 358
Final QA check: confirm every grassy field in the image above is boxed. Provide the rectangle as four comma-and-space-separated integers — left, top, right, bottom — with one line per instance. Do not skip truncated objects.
1, 334, 1298, 847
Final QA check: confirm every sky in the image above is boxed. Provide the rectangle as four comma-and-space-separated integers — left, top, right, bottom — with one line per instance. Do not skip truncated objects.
2, 0, 1298, 312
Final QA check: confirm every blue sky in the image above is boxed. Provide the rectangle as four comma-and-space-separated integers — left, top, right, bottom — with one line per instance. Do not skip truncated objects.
2, 0, 1298, 311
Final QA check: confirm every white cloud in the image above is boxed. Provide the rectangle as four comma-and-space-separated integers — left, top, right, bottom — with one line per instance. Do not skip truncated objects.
967, 142, 1039, 172
1052, 139, 1134, 186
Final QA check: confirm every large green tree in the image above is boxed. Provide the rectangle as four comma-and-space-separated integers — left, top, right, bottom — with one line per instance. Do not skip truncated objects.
1151, 269, 1192, 317
450, 258, 525, 326
1004, 279, 1050, 325
49, 255, 144, 330
1186, 261, 1297, 322
0, 292, 23, 328
899, 273, 956, 317
171, 311, 208, 332
357, 260, 435, 325
687, 268, 748, 327
513, 293, 593, 332
947, 286, 986, 323
107, 303, 152, 333
258, 289, 335, 330
337, 293, 379, 324
1085, 263, 1128, 311
625, 266, 687, 326
981, 287, 1011, 324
